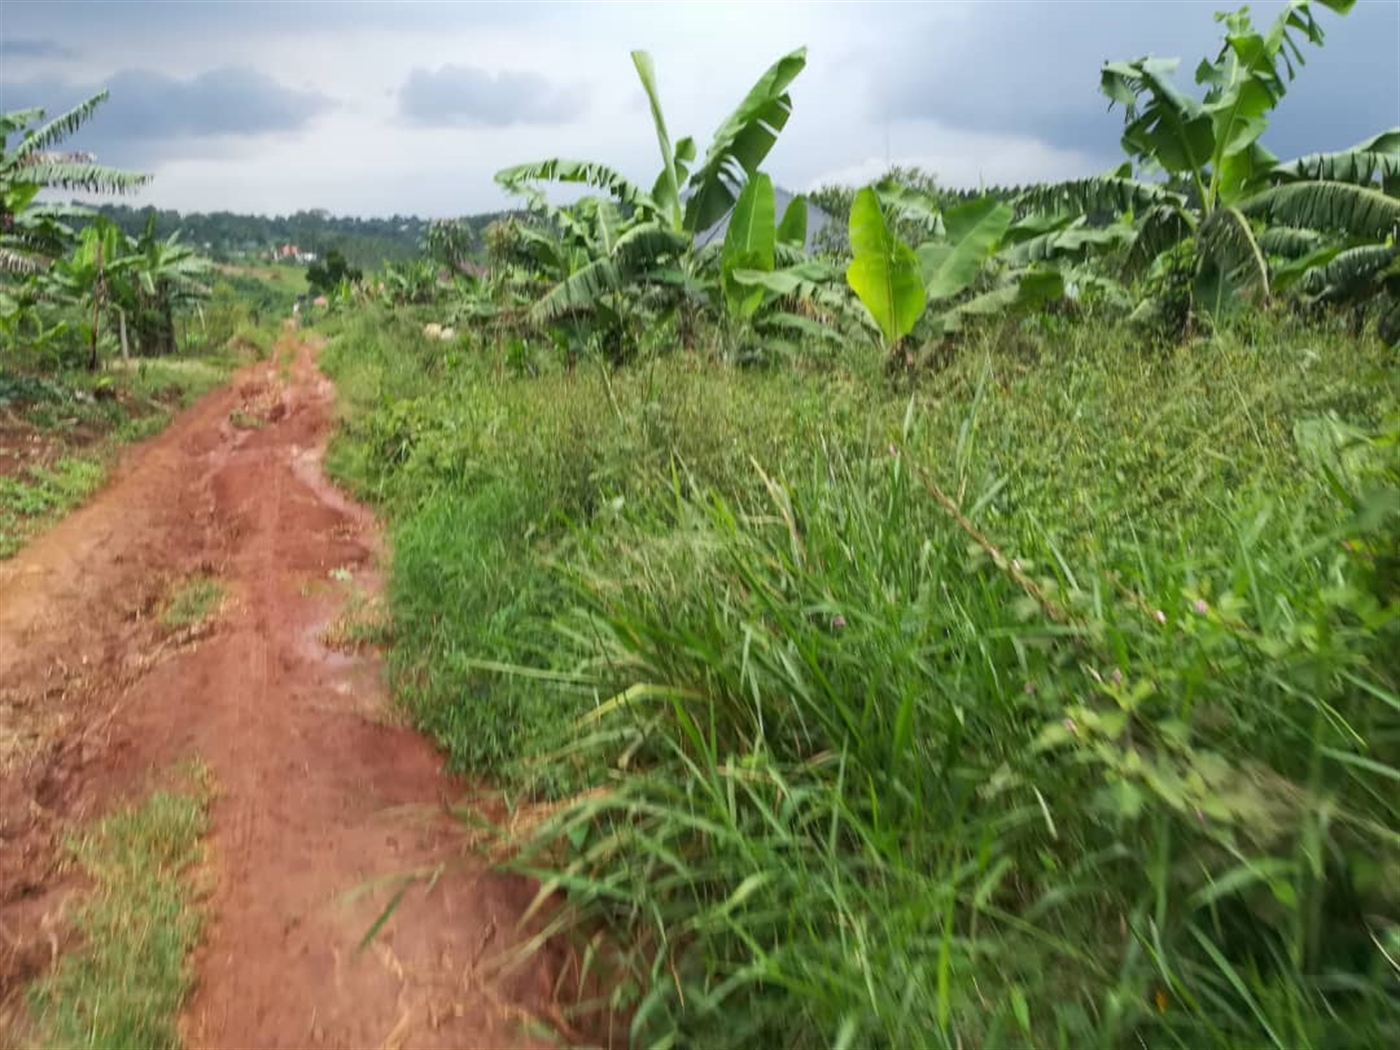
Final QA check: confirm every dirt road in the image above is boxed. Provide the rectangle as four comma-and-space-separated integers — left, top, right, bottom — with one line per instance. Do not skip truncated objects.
0, 330, 561, 1048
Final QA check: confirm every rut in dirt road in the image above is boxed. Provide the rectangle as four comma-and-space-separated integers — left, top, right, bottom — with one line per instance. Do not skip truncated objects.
0, 331, 566, 1049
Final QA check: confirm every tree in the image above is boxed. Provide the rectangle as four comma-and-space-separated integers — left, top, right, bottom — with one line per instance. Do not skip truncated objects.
42, 218, 133, 368
306, 249, 361, 295
1, 91, 149, 275
122, 215, 211, 356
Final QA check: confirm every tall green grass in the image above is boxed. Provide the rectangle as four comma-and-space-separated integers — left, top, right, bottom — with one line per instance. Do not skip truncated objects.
324, 308, 1399, 1047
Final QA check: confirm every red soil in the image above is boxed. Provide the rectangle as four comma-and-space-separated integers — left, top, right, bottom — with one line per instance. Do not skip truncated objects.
0, 330, 566, 1048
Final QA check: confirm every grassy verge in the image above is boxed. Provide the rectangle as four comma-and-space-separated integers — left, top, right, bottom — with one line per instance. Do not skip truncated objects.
0, 457, 105, 557
0, 352, 255, 559
323, 308, 1400, 1048
26, 763, 214, 1050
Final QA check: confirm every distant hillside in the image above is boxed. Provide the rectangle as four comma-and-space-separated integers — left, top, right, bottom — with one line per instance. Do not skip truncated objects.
86, 206, 512, 272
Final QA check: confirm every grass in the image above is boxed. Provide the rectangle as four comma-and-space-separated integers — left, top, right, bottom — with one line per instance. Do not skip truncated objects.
229, 323, 275, 359
0, 457, 105, 558
322, 307, 1400, 1048
320, 587, 393, 652
159, 576, 225, 630
26, 762, 214, 1050
0, 336, 276, 561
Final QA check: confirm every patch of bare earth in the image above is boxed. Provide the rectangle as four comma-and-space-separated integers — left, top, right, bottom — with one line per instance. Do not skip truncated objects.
0, 328, 570, 1049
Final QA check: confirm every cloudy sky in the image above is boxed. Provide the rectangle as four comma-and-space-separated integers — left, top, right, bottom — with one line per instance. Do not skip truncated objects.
2, 0, 1397, 218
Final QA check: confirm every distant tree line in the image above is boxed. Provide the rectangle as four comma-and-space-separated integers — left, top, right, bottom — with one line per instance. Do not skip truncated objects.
81, 205, 516, 272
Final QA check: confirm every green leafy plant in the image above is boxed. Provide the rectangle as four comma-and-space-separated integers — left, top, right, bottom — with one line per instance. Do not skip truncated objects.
493, 47, 808, 328
1019, 1, 1400, 337
1, 91, 149, 276
845, 187, 925, 348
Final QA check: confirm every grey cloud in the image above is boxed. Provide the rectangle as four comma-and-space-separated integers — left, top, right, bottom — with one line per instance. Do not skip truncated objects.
871, 0, 1399, 166
398, 66, 585, 127
0, 38, 76, 59
0, 66, 335, 164
2, 0, 573, 48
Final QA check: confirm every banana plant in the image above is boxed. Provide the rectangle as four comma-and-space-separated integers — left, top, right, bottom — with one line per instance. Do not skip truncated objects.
1018, 0, 1359, 326
1, 92, 149, 275
42, 218, 135, 368
493, 47, 807, 325
0, 283, 69, 356
718, 175, 815, 320
123, 217, 210, 355
840, 180, 1069, 358
844, 185, 1066, 358
702, 175, 855, 356
846, 188, 925, 350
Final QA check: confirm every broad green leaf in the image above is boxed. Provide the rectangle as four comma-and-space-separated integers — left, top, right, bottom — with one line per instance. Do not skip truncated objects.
1002, 211, 1077, 247
1296, 243, 1399, 302
1017, 175, 1186, 220
776, 195, 808, 248
1240, 180, 1400, 239
495, 159, 661, 219
1196, 205, 1270, 314
999, 220, 1134, 265
875, 179, 945, 237
1257, 226, 1328, 258
920, 197, 1013, 301
731, 260, 837, 303
529, 222, 688, 323
845, 187, 924, 346
939, 268, 1066, 333
721, 173, 776, 319
1216, 140, 1280, 202
760, 311, 845, 346
1102, 57, 1216, 174
11, 91, 112, 159
1270, 129, 1400, 187
1198, 1, 1355, 202
1126, 204, 1196, 274
684, 48, 807, 234
631, 51, 684, 231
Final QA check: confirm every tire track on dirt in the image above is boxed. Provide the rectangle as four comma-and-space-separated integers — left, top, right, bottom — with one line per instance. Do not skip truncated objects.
1, 330, 567, 1049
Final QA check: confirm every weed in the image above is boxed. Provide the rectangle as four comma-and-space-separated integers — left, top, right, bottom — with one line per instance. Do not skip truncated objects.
323, 307, 1400, 1048
26, 762, 214, 1050
159, 576, 225, 630
320, 589, 393, 652
0, 458, 106, 558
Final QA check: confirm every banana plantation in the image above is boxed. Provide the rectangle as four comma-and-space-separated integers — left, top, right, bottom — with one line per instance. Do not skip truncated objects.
342, 0, 1399, 367
2, 93, 220, 367
2, 1, 1398, 1048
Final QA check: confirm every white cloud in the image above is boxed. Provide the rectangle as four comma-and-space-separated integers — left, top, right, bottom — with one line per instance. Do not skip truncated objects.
807, 123, 1112, 192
